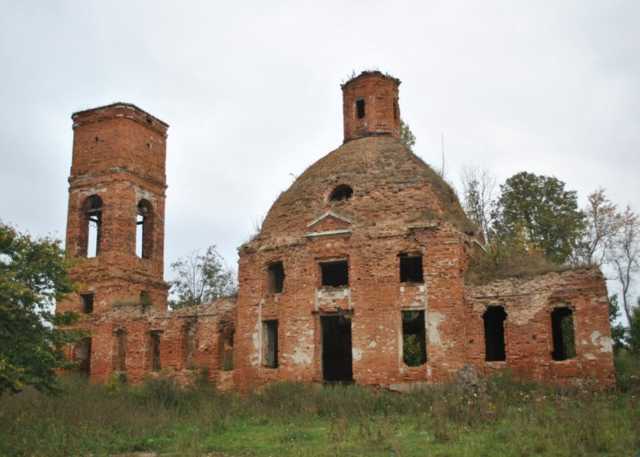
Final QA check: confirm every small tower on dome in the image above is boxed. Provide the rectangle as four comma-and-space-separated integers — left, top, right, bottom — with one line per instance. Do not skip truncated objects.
341, 71, 401, 143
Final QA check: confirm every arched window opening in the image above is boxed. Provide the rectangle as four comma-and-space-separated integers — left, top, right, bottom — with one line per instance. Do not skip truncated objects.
483, 306, 507, 361
136, 199, 153, 259
551, 307, 576, 361
329, 184, 353, 202
356, 99, 366, 119
83, 195, 102, 258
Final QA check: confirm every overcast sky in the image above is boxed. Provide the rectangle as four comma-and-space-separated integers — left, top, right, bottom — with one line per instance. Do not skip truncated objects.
1, 1, 639, 299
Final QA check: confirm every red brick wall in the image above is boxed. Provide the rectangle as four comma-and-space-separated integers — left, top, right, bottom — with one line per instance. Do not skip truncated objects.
464, 268, 615, 387
342, 71, 401, 142
59, 103, 169, 315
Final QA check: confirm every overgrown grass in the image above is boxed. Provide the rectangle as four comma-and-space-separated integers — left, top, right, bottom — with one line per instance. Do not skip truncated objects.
1, 368, 638, 456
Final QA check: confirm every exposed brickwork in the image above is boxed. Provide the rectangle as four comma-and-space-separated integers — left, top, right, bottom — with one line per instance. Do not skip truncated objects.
464, 269, 615, 386
61, 72, 615, 391
342, 71, 401, 142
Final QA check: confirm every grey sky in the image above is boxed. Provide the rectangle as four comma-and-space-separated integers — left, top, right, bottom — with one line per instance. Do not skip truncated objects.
1, 1, 639, 300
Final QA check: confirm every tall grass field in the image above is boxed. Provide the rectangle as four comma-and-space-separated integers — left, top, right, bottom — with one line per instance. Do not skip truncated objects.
1, 352, 638, 457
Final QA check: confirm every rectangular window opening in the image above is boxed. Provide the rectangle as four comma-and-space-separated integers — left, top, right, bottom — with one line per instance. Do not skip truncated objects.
81, 293, 94, 314
483, 306, 507, 361
402, 310, 427, 366
267, 261, 285, 294
183, 321, 196, 369
400, 254, 423, 283
140, 290, 151, 311
356, 99, 365, 119
74, 337, 92, 375
220, 327, 234, 371
320, 260, 349, 287
551, 307, 576, 361
150, 331, 162, 371
113, 329, 127, 373
262, 320, 278, 368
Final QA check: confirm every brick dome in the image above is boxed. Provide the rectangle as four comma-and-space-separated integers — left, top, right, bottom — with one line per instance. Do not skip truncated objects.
257, 136, 474, 243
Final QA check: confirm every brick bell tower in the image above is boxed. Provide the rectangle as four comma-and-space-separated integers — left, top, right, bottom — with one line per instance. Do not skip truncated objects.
341, 71, 401, 143
59, 103, 169, 315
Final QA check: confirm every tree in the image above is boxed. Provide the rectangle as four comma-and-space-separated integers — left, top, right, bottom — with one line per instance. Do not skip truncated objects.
461, 167, 497, 243
0, 223, 78, 394
169, 245, 236, 309
399, 120, 415, 151
494, 172, 585, 264
608, 206, 640, 323
572, 189, 622, 267
608, 294, 628, 351
629, 297, 640, 354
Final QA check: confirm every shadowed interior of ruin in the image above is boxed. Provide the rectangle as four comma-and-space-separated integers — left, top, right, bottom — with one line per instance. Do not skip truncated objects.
402, 310, 427, 366
483, 306, 507, 361
321, 315, 353, 383
320, 260, 349, 287
551, 307, 576, 361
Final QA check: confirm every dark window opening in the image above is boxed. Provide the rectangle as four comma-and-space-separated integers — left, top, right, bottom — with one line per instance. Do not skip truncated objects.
74, 337, 92, 375
136, 199, 153, 259
483, 306, 507, 361
394, 99, 399, 120
356, 99, 365, 119
320, 260, 349, 287
402, 310, 427, 366
183, 321, 196, 368
267, 261, 285, 294
113, 329, 127, 372
220, 326, 234, 371
263, 320, 278, 368
329, 184, 353, 202
140, 290, 151, 311
81, 293, 94, 314
321, 315, 353, 382
82, 195, 102, 258
551, 307, 576, 361
150, 331, 162, 371
400, 254, 424, 283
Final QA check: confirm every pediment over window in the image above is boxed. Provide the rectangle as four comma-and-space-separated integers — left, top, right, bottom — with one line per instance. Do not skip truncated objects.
305, 211, 352, 238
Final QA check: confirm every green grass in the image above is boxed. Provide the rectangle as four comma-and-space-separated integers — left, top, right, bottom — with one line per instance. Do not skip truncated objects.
0, 368, 638, 457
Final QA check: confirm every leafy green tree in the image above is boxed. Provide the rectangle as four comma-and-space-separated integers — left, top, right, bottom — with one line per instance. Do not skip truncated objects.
399, 120, 416, 151
169, 245, 236, 309
494, 172, 585, 264
0, 223, 78, 394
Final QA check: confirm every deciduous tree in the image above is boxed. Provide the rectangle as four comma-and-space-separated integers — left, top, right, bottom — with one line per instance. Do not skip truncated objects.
169, 245, 236, 309
494, 172, 585, 264
608, 206, 640, 323
0, 223, 78, 394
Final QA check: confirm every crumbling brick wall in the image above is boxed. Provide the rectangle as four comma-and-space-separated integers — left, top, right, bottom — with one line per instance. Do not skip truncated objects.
68, 299, 236, 386
464, 268, 615, 387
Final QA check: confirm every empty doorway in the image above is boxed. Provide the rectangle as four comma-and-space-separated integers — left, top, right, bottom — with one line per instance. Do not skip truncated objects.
321, 315, 353, 383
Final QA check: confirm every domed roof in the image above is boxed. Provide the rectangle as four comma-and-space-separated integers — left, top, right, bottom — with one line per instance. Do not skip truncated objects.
257, 136, 474, 243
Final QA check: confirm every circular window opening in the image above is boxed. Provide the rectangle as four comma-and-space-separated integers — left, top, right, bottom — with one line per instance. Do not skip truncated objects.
329, 184, 353, 202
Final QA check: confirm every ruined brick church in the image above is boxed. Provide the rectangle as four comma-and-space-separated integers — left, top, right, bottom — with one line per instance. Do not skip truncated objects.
59, 71, 615, 390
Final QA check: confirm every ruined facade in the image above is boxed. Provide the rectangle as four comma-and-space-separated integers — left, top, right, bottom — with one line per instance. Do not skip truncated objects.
60, 72, 615, 389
